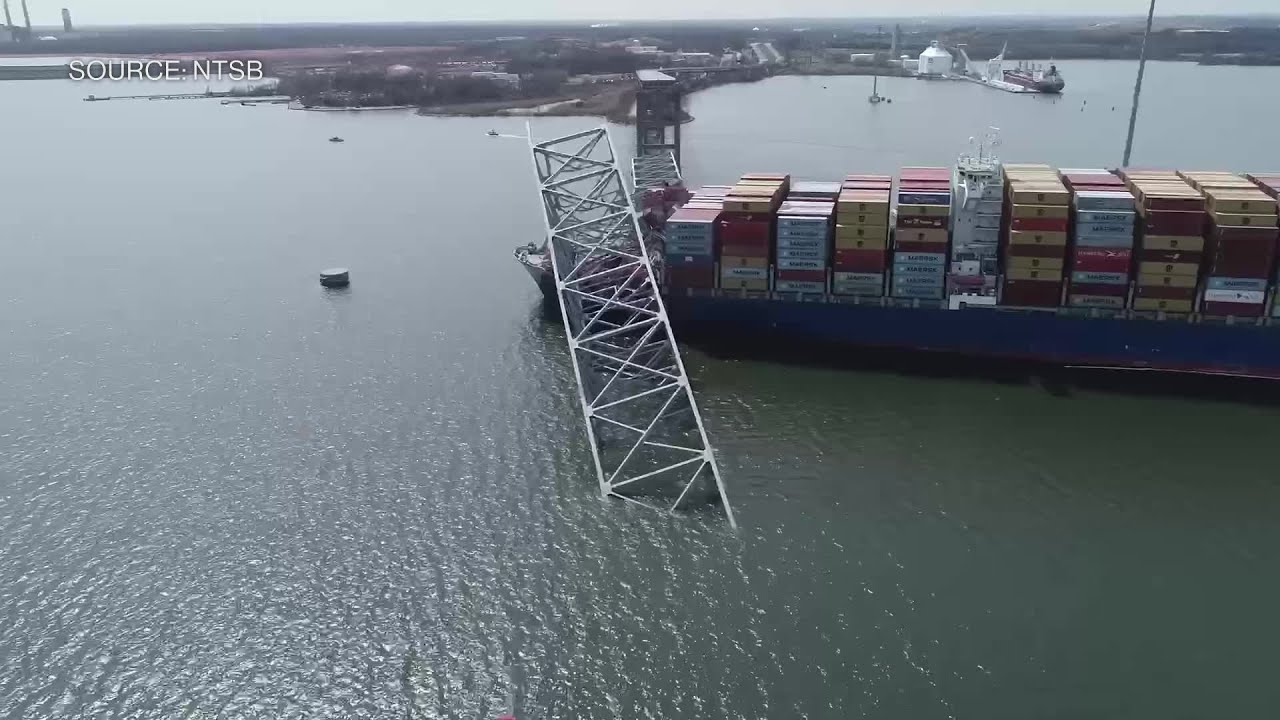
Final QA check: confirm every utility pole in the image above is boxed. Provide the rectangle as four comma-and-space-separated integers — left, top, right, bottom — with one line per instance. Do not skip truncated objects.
1122, 0, 1157, 168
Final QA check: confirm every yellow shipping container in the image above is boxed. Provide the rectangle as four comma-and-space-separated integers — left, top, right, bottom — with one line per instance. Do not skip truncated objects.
837, 210, 891, 225
1006, 267, 1064, 282
723, 197, 778, 213
719, 278, 770, 291
1138, 261, 1200, 277
720, 255, 768, 269
1008, 187, 1070, 206
1137, 272, 1197, 288
896, 203, 951, 218
834, 235, 888, 250
1010, 204, 1070, 219
1142, 235, 1205, 252
1004, 163, 1055, 171
836, 197, 890, 214
1006, 255, 1065, 271
894, 228, 950, 244
1133, 298, 1194, 313
1007, 230, 1069, 247
836, 222, 889, 238
1210, 210, 1278, 228
1205, 190, 1276, 214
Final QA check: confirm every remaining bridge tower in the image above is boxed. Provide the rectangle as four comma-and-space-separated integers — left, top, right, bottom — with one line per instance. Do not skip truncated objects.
634, 69, 683, 166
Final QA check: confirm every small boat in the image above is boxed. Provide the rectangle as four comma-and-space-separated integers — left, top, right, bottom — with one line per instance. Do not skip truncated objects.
487, 129, 499, 136
329, 136, 345, 143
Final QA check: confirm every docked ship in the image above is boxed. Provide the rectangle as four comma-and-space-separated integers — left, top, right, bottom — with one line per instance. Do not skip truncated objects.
518, 145, 1280, 380
1003, 61, 1066, 94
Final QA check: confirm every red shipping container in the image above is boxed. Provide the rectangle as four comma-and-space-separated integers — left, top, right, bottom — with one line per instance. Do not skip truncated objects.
1208, 253, 1276, 278
1068, 282, 1128, 296
1139, 248, 1202, 264
1072, 248, 1132, 272
1007, 243, 1067, 259
666, 265, 716, 289
893, 240, 950, 253
897, 215, 948, 229
720, 241, 771, 257
1208, 224, 1278, 244
1141, 196, 1204, 213
1002, 279, 1063, 307
900, 167, 951, 181
1142, 210, 1205, 236
1062, 173, 1124, 187
898, 182, 950, 192
718, 221, 771, 244
1135, 284, 1196, 300
1202, 301, 1266, 317
777, 269, 825, 282
1011, 216, 1070, 232
832, 248, 887, 272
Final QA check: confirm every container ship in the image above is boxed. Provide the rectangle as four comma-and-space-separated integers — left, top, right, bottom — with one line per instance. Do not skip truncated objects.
519, 150, 1280, 379
1002, 62, 1066, 94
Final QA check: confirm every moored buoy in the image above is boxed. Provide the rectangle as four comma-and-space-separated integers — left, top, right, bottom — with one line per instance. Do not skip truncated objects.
320, 268, 350, 287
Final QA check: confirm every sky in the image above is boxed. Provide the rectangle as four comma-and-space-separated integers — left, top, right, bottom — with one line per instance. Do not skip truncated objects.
39, 0, 1280, 27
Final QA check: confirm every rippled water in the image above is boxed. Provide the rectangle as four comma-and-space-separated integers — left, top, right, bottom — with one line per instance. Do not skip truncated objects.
3, 62, 1280, 719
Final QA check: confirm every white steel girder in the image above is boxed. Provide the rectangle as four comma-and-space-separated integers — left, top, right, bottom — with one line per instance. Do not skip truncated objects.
528, 127, 734, 526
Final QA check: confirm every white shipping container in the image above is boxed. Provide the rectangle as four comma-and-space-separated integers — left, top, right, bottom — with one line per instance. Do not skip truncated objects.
774, 280, 826, 293
777, 258, 826, 271
833, 271, 883, 284
777, 247, 825, 260
1204, 289, 1265, 304
721, 266, 769, 279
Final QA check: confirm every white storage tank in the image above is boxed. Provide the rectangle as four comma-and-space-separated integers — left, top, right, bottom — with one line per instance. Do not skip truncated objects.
918, 41, 953, 77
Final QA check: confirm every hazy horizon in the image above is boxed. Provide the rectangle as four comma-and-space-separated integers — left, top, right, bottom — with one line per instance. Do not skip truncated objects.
22, 2, 1280, 28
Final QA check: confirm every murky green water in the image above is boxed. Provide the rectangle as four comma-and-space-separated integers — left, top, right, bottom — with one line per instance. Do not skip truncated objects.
3, 61, 1280, 718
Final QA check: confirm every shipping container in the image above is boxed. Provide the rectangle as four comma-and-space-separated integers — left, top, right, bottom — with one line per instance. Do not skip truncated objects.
719, 277, 770, 291
897, 215, 949, 229
1072, 248, 1133, 273
1142, 234, 1206, 252
1069, 294, 1127, 309
1008, 243, 1073, 258
1007, 255, 1065, 271
1068, 282, 1129, 297
1074, 191, 1138, 211
1001, 279, 1063, 307
775, 280, 826, 294
833, 248, 888, 272
1206, 276, 1269, 292
1071, 270, 1129, 285
1142, 211, 1206, 236
1011, 216, 1070, 232
720, 255, 769, 269
1132, 298, 1194, 313
1008, 230, 1069, 246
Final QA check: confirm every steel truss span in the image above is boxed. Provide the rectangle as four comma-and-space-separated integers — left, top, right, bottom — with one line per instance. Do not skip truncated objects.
529, 127, 735, 527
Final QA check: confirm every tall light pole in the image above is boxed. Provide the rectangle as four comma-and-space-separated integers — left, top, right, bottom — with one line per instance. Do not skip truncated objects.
1122, 0, 1157, 168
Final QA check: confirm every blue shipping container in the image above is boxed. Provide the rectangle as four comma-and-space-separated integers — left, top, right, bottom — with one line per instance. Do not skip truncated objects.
777, 258, 826, 271
664, 254, 716, 267
894, 252, 947, 267
1074, 192, 1135, 212
1207, 276, 1269, 292
893, 274, 945, 288
1076, 210, 1136, 225
1075, 234, 1135, 249
892, 262, 945, 278
775, 237, 827, 250
897, 191, 951, 205
774, 280, 826, 293
777, 247, 826, 260
1071, 271, 1129, 285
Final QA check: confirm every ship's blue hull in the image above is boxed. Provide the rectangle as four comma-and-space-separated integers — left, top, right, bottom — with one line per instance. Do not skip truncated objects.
664, 294, 1280, 379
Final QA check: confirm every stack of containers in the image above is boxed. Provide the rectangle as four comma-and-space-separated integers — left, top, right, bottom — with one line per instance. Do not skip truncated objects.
717, 175, 788, 293
832, 174, 892, 296
684, 185, 731, 209
1122, 170, 1207, 314
1000, 164, 1070, 307
1246, 174, 1280, 317
774, 197, 835, 295
892, 167, 952, 300
1059, 169, 1137, 309
1180, 171, 1278, 317
664, 206, 721, 290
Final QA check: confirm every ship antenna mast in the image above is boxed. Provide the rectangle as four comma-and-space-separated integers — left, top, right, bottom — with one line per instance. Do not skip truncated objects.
1123, 0, 1157, 167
